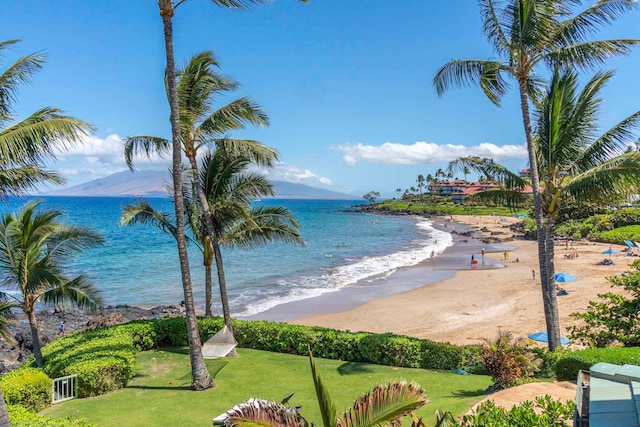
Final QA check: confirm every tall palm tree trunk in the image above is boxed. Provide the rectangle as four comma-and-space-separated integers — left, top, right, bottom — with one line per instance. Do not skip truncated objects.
518, 80, 561, 351
187, 154, 237, 336
0, 389, 10, 426
27, 310, 44, 367
212, 240, 233, 332
205, 262, 212, 317
159, 1, 213, 390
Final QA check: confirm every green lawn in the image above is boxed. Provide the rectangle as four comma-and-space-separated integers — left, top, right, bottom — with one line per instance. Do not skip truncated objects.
42, 348, 492, 427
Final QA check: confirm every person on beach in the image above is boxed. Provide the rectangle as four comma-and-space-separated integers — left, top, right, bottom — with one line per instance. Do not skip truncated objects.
481, 247, 485, 260
532, 270, 536, 280
58, 320, 65, 335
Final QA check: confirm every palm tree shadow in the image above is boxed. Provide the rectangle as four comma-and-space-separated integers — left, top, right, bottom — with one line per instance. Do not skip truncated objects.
450, 388, 490, 398
337, 362, 374, 375
126, 385, 192, 391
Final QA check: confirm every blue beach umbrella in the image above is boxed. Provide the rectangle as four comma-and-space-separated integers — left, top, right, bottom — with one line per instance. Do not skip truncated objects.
624, 240, 636, 248
528, 332, 570, 345
602, 248, 618, 254
554, 272, 577, 282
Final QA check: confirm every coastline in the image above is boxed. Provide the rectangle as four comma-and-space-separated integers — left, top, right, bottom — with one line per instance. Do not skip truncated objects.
246, 215, 510, 322
285, 214, 632, 346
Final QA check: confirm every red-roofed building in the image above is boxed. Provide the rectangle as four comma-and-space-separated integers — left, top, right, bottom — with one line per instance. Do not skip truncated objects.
428, 179, 531, 204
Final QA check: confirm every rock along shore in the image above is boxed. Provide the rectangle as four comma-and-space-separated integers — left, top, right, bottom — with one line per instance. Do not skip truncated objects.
0, 304, 185, 374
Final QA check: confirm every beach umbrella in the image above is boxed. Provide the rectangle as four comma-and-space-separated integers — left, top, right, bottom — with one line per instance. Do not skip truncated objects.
624, 240, 636, 248
554, 272, 577, 282
528, 332, 570, 345
602, 249, 618, 254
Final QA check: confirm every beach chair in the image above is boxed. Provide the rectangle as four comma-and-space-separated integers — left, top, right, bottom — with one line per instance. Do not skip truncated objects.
202, 325, 237, 359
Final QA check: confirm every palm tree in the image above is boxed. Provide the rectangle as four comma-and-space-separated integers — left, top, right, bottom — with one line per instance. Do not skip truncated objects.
1, 39, 94, 197
155, 0, 308, 394
416, 174, 425, 203
125, 50, 277, 343
463, 166, 470, 182
395, 188, 402, 200
199, 149, 303, 333
0, 201, 104, 367
434, 0, 639, 351
450, 69, 640, 341
223, 351, 427, 427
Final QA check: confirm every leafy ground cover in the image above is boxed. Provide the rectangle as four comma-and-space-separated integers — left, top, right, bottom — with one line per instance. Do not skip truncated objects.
42, 348, 492, 427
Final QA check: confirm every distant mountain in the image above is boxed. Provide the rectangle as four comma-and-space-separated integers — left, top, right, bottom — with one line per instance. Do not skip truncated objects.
45, 170, 355, 200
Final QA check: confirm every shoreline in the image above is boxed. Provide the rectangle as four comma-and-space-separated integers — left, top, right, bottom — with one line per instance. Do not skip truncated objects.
246, 215, 512, 322
285, 215, 633, 346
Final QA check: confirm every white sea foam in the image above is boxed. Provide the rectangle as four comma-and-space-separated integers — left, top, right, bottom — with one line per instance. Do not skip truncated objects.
237, 219, 453, 317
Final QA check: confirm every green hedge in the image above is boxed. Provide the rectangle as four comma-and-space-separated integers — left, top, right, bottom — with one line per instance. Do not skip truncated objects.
555, 347, 640, 380
0, 367, 52, 411
8, 404, 95, 427
26, 326, 137, 397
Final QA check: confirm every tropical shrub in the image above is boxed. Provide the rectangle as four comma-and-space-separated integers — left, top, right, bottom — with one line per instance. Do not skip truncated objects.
480, 331, 541, 389
555, 347, 640, 381
596, 225, 640, 245
436, 396, 574, 426
0, 368, 52, 411
25, 326, 137, 397
568, 267, 640, 347
8, 404, 95, 427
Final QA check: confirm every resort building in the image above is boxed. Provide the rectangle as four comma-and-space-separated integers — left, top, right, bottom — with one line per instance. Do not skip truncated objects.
427, 179, 533, 204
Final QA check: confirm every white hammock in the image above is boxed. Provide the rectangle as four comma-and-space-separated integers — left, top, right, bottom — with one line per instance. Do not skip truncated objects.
202, 325, 237, 359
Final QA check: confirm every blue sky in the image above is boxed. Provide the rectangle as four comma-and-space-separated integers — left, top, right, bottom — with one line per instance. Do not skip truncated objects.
3, 1, 640, 197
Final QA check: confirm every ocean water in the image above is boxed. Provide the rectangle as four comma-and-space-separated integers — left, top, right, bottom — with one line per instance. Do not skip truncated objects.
0, 197, 452, 317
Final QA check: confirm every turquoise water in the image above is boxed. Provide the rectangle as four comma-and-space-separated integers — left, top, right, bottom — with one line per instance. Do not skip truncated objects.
0, 197, 452, 317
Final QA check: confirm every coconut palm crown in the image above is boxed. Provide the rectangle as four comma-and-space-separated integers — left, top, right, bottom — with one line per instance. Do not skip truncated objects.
0, 39, 94, 198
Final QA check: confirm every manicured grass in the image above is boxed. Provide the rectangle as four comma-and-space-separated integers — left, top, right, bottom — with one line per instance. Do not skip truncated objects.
42, 348, 492, 427
378, 200, 519, 217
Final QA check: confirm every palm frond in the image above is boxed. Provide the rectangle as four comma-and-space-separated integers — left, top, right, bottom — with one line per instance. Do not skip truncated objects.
433, 59, 509, 106
479, 0, 510, 57
448, 156, 527, 190
0, 166, 63, 199
554, 0, 639, 46
224, 398, 306, 427
546, 39, 640, 69
120, 199, 179, 239
579, 110, 640, 170
124, 135, 171, 170
310, 351, 338, 427
215, 138, 278, 168
221, 206, 304, 249
0, 299, 16, 345
0, 107, 94, 165
198, 97, 269, 143
337, 382, 427, 427
41, 274, 103, 312
565, 152, 640, 201
0, 40, 45, 116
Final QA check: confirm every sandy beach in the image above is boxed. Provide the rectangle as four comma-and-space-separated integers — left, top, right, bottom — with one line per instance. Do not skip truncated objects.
289, 214, 632, 346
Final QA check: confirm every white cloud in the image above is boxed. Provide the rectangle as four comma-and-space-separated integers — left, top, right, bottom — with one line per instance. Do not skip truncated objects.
336, 141, 527, 166
51, 133, 170, 185
257, 163, 334, 188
